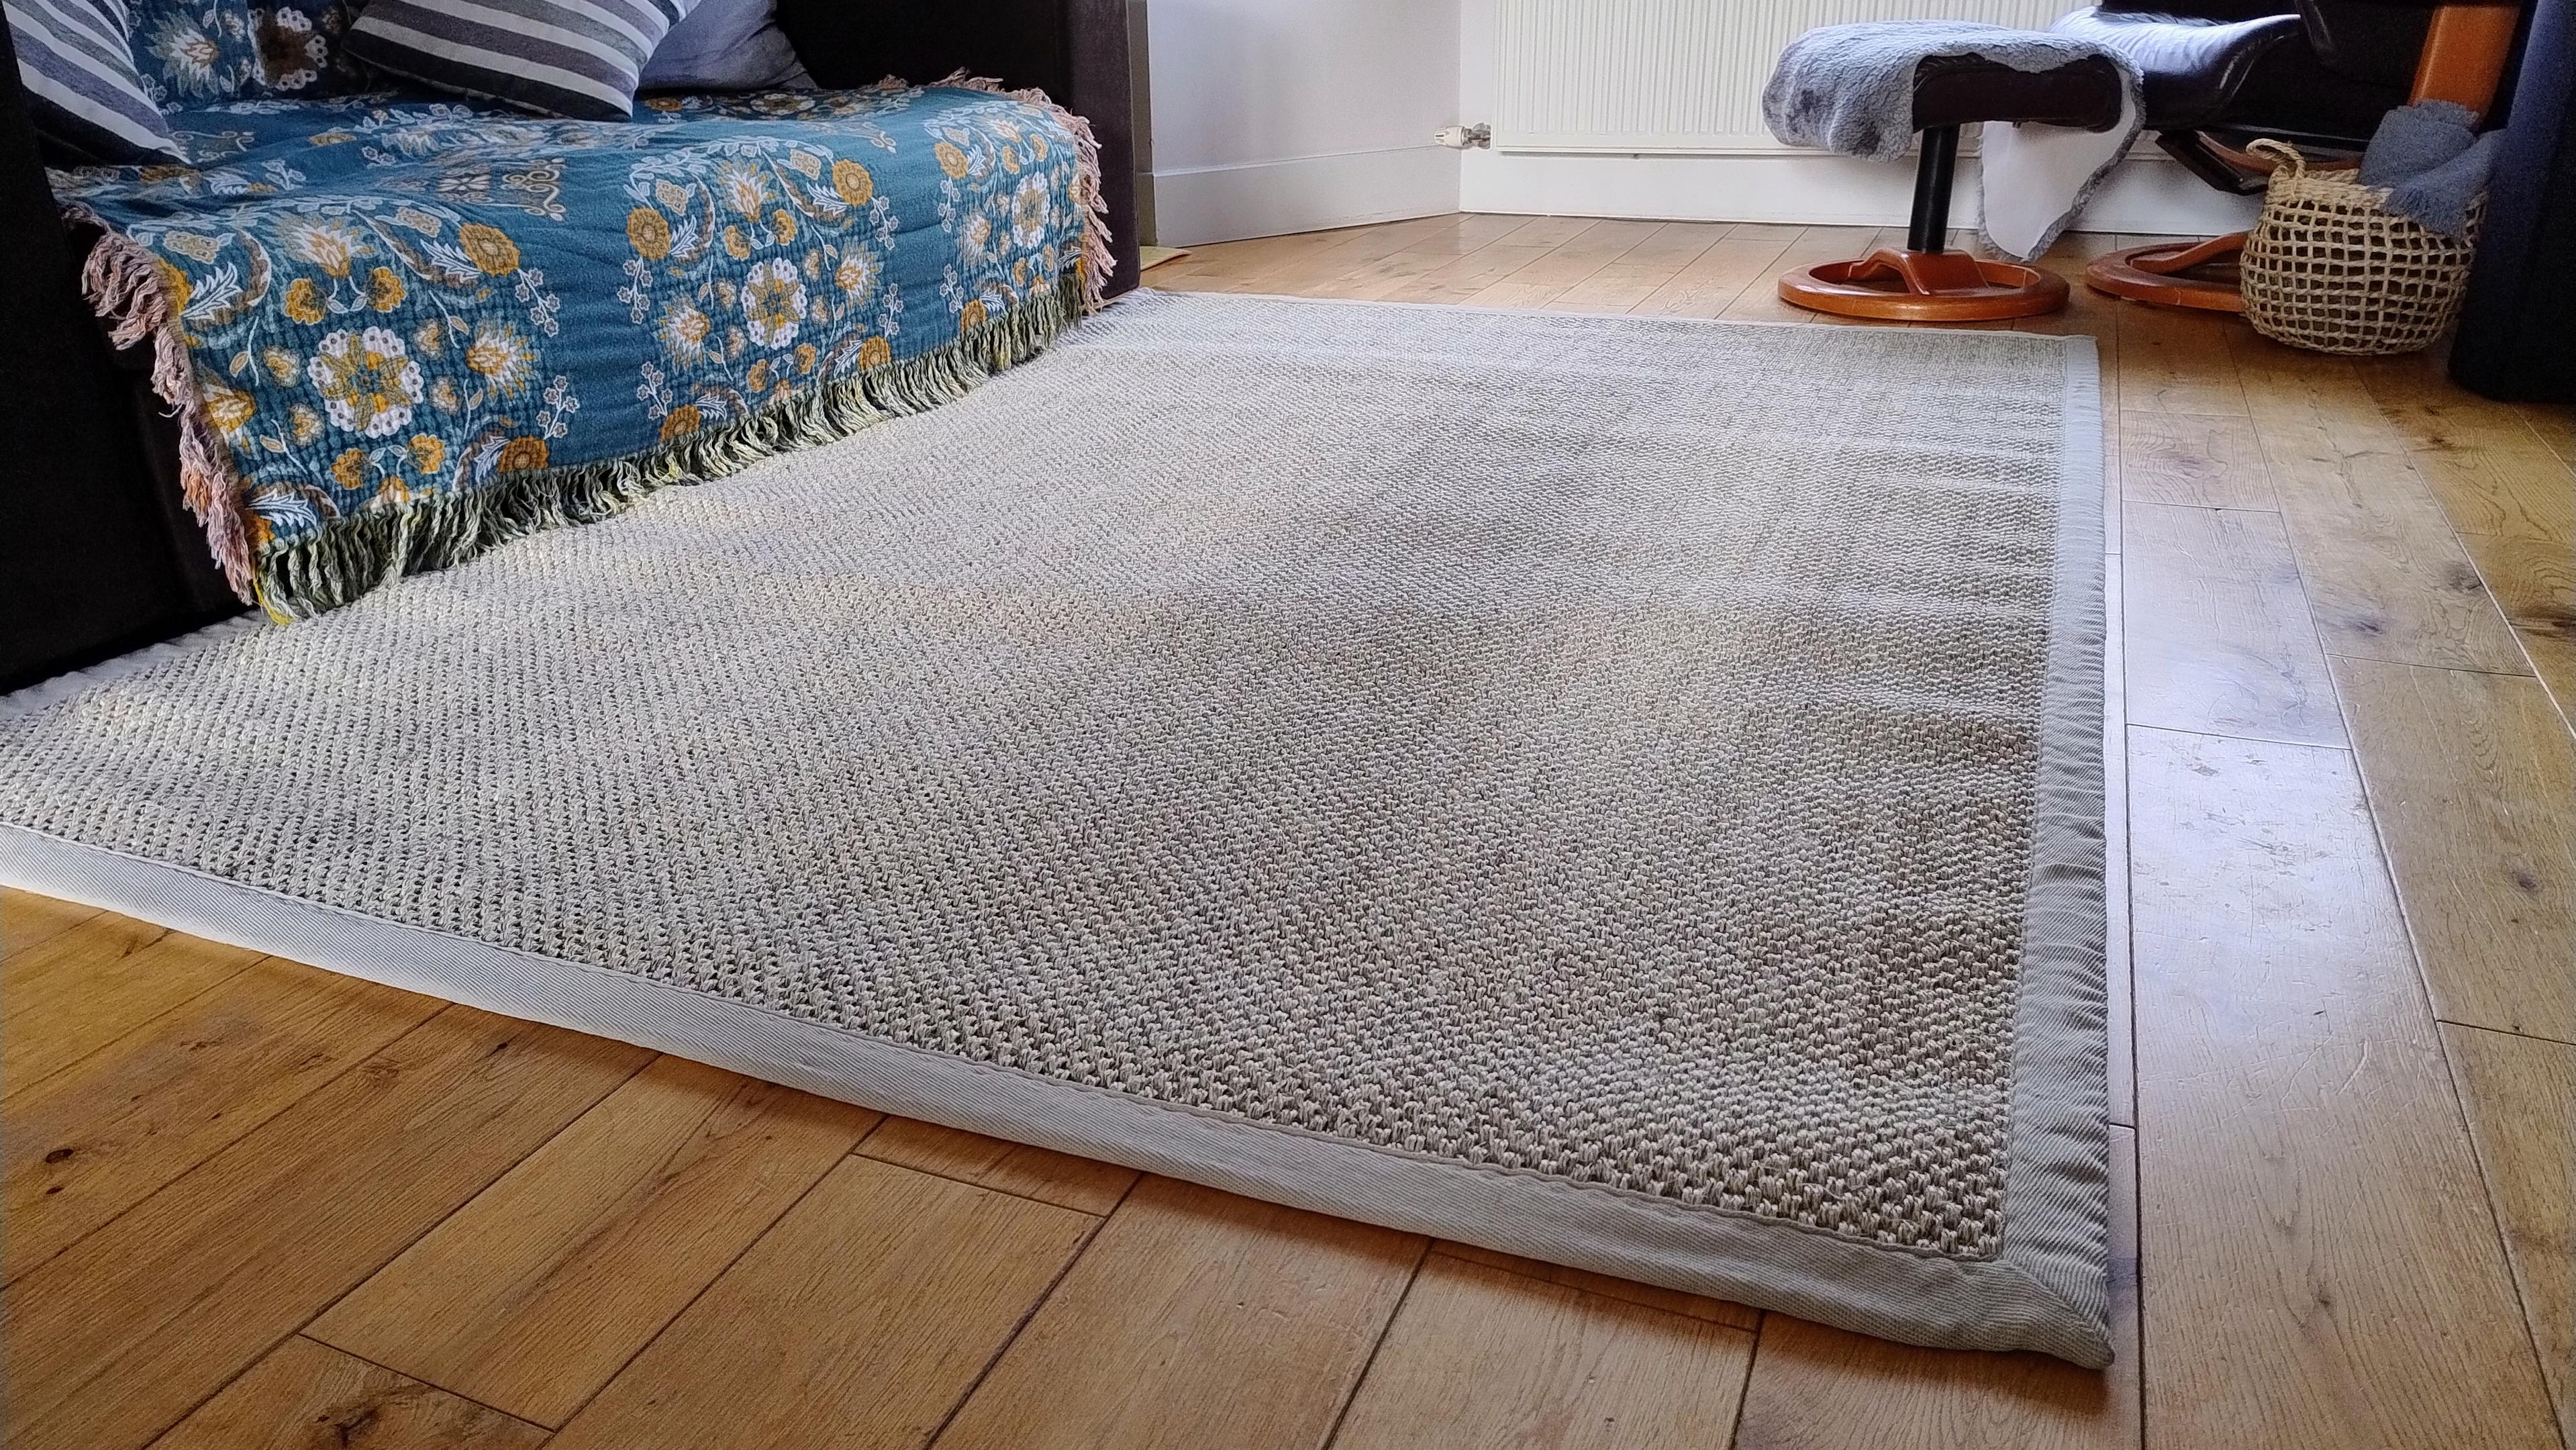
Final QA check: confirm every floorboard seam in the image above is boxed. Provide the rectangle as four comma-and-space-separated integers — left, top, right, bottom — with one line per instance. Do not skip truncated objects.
918, 1173, 1137, 1449
1315, 1237, 1434, 1450
513, 1093, 866, 1433
0, 994, 440, 1294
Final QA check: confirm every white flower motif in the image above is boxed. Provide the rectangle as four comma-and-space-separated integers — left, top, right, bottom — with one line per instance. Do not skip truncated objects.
833, 248, 881, 301
308, 326, 424, 438
462, 319, 536, 397
741, 258, 805, 348
657, 300, 714, 363
1010, 173, 1051, 250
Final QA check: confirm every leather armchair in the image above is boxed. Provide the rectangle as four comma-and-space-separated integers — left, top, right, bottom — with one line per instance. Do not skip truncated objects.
2060, 0, 2523, 307
2057, 0, 2440, 190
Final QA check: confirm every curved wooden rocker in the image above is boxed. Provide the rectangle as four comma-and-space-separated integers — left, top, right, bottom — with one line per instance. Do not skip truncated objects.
1782, 246, 2070, 322
2085, 233, 2247, 312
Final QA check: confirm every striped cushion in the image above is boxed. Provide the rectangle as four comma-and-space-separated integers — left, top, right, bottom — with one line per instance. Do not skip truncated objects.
344, 0, 697, 120
5, 0, 184, 162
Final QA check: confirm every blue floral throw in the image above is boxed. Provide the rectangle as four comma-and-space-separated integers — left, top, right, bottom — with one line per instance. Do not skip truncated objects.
54, 77, 1109, 617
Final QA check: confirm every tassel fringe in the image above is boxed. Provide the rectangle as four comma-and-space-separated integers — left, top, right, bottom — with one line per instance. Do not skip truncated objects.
250, 274, 1085, 620
936, 70, 1116, 313
67, 203, 261, 601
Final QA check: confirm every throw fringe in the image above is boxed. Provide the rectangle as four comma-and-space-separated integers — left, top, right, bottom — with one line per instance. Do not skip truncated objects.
66, 202, 260, 601
936, 70, 1116, 312
67, 73, 1113, 620
252, 273, 1085, 620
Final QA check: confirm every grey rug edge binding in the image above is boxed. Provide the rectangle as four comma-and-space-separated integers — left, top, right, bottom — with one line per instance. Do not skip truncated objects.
0, 306, 2114, 1368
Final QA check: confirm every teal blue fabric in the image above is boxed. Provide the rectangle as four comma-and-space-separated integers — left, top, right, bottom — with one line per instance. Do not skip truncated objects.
50, 83, 1098, 615
123, 0, 370, 105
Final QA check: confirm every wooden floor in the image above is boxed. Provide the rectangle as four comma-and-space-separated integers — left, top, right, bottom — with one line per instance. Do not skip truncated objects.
6, 212, 2571, 1450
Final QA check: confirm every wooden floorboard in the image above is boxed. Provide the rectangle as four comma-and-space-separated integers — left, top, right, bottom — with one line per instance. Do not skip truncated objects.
3, 957, 442, 1286
4, 216, 2567, 1450
2, 911, 257, 1094
2121, 502, 2346, 746
2, 1007, 649, 1450
309, 1055, 881, 1427
1329, 1253, 1757, 1450
0, 888, 97, 959
856, 1116, 1140, 1217
2331, 658, 2575, 1042
546, 1155, 1095, 1450
143, 1336, 549, 1450
931, 1176, 1424, 1450
2127, 727, 2559, 1450
2442, 1022, 2576, 1447
2232, 335, 2536, 675
1429, 1242, 1760, 1333
2120, 411, 2275, 512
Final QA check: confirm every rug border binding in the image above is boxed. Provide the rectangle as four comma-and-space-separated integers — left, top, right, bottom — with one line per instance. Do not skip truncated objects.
0, 306, 2113, 1367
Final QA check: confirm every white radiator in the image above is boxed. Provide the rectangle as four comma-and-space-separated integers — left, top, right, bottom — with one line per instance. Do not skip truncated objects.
1491, 0, 2079, 154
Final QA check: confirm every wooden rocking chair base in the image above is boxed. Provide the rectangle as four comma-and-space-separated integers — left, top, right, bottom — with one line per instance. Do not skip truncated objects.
1779, 248, 2069, 322
2085, 234, 2248, 311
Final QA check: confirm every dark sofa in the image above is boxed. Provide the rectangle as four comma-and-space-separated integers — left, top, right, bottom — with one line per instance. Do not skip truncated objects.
0, 0, 1140, 692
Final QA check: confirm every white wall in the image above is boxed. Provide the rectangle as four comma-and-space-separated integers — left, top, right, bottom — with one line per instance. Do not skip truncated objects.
1142, 0, 1465, 245
1454, 0, 2254, 236
1138, 0, 2252, 244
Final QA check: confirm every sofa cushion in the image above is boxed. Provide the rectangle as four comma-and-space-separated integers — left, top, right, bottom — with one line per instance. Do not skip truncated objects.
640, 0, 808, 93
343, 0, 696, 119
5, 0, 186, 161
51, 82, 1107, 616
123, 0, 367, 105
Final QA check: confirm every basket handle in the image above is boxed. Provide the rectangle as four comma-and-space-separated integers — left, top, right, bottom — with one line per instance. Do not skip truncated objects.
2247, 138, 2306, 178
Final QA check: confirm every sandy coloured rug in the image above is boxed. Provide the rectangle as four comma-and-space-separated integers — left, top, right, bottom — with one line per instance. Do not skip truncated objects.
0, 291, 2112, 1364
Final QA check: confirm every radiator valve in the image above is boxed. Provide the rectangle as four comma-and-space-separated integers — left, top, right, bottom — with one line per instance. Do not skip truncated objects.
1433, 124, 1492, 150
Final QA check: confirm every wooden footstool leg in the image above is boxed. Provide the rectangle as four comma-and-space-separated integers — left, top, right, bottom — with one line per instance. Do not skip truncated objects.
1779, 126, 2071, 322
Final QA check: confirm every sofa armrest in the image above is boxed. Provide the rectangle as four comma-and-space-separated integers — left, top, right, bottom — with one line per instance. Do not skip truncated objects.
0, 23, 243, 690
775, 0, 1140, 296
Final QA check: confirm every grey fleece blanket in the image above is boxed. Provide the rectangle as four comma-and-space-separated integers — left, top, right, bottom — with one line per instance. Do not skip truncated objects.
1764, 22, 2145, 260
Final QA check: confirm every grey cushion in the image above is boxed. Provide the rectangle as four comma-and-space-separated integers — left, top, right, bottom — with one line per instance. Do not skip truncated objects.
5, 0, 185, 162
344, 0, 699, 119
640, 0, 808, 92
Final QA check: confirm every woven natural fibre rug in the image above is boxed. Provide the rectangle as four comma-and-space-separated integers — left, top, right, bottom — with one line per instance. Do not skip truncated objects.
0, 291, 2112, 1365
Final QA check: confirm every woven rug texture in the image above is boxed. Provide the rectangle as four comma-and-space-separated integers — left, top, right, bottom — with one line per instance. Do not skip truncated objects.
0, 290, 2112, 1363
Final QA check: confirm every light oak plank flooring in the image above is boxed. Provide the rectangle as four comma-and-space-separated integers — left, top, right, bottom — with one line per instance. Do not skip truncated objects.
0, 889, 95, 957
2, 916, 260, 1092
932, 1176, 1425, 1450
856, 1116, 1140, 1216
145, 1336, 548, 1450
2128, 728, 2558, 1450
7, 215, 2569, 1450
546, 1155, 1095, 1450
3, 957, 442, 1285
1331, 1253, 1757, 1450
309, 1055, 882, 1427
2442, 1022, 2576, 1447
2, 1006, 649, 1450
2122, 501, 2346, 745
2331, 658, 2576, 1042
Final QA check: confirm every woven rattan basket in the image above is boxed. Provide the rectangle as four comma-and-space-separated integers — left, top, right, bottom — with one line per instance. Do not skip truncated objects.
2240, 138, 2481, 356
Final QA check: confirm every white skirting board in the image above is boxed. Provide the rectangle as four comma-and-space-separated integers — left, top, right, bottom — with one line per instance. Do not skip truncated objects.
1148, 146, 1465, 247
1460, 148, 2261, 236
1144, 142, 2257, 248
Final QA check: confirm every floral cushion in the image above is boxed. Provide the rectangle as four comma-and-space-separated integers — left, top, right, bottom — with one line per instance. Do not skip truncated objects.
52, 82, 1107, 617
125, 0, 366, 105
